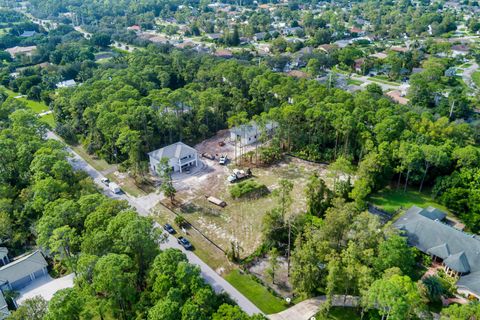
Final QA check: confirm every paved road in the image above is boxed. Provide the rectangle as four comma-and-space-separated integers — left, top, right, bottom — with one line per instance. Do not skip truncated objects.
46, 131, 263, 316
268, 295, 359, 320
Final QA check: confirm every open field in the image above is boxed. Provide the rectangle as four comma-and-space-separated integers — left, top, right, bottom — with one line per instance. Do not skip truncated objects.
171, 156, 330, 258
225, 270, 287, 314
369, 186, 449, 214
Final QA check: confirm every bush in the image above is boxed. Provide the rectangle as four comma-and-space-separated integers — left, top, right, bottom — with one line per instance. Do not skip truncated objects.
230, 180, 268, 199
259, 146, 282, 165
174, 215, 187, 227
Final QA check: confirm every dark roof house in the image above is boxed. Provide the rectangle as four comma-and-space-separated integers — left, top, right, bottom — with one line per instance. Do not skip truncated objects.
394, 206, 480, 297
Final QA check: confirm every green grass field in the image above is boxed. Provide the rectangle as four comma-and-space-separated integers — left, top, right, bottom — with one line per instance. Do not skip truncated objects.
225, 270, 287, 314
369, 186, 449, 214
1, 85, 54, 126
472, 71, 480, 87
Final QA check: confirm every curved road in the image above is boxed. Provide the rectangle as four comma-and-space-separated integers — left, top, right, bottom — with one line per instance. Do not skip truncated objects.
46, 131, 263, 316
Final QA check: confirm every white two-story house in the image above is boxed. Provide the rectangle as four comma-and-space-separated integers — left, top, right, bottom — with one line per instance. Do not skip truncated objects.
148, 142, 198, 174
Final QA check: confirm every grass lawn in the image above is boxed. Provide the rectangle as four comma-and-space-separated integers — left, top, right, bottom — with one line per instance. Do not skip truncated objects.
370, 76, 400, 86
71, 144, 111, 172
225, 270, 287, 314
1, 85, 53, 125
472, 71, 480, 87
369, 186, 449, 215
347, 79, 363, 86
22, 98, 49, 113
40, 113, 55, 127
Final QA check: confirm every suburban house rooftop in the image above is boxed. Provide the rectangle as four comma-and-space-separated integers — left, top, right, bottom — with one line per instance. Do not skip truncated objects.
394, 206, 480, 297
148, 142, 196, 162
0, 250, 48, 287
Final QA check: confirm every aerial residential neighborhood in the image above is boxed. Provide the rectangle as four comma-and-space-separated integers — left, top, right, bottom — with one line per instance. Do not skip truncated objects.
0, 0, 479, 319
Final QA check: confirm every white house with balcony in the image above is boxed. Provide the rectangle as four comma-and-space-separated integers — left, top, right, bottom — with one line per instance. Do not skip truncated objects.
148, 142, 198, 174
229, 121, 277, 146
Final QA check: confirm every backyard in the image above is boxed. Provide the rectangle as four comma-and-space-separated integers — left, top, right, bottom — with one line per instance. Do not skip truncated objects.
369, 186, 450, 215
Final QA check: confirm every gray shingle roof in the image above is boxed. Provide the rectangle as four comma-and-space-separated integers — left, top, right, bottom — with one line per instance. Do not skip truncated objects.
394, 206, 480, 295
422, 206, 447, 221
0, 250, 47, 285
148, 142, 197, 162
427, 243, 450, 259
444, 251, 470, 273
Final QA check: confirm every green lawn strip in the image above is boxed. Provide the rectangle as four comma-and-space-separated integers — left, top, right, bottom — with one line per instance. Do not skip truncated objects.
225, 270, 287, 314
370, 76, 400, 86
332, 65, 350, 75
347, 79, 363, 86
472, 71, 480, 87
70, 144, 111, 172
368, 186, 450, 215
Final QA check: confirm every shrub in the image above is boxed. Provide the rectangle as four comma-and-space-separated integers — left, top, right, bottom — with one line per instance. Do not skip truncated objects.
230, 180, 268, 199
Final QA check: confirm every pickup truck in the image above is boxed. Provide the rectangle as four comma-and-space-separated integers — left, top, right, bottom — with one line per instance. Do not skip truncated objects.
219, 155, 228, 165
227, 168, 252, 183
177, 236, 193, 250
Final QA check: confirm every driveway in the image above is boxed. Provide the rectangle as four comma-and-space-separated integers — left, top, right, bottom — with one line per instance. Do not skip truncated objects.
268, 295, 359, 320
46, 131, 263, 316
16, 274, 74, 305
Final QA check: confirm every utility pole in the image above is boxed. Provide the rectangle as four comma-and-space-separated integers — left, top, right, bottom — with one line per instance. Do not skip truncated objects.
287, 218, 291, 277
449, 100, 455, 119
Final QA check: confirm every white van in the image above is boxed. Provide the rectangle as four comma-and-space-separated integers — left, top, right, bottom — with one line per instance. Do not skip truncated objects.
108, 182, 121, 194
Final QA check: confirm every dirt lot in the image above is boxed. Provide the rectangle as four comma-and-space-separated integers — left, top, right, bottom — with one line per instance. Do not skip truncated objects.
167, 154, 331, 258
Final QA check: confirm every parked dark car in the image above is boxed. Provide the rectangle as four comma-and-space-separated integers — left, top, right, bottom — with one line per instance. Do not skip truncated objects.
177, 236, 193, 250
163, 223, 176, 234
